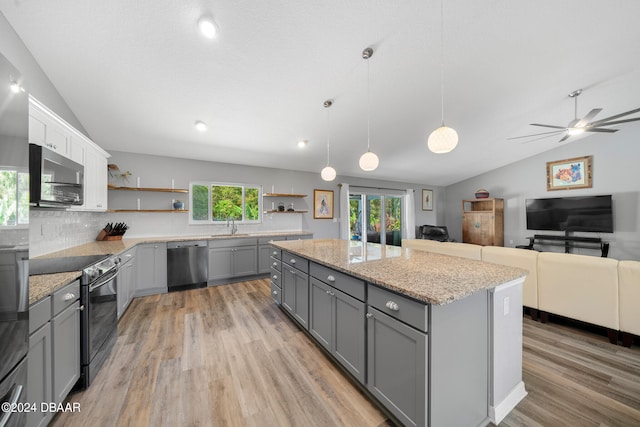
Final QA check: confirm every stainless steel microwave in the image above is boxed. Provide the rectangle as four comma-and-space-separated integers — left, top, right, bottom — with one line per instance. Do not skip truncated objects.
29, 143, 84, 207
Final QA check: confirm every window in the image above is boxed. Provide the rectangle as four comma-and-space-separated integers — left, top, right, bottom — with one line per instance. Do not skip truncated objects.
0, 170, 29, 227
190, 182, 261, 224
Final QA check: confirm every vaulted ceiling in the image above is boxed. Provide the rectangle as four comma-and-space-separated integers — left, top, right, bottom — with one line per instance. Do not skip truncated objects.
2, 0, 640, 185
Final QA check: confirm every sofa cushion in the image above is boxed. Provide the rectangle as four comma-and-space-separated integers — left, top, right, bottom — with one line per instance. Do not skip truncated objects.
537, 252, 619, 330
481, 246, 539, 310
403, 239, 481, 260
619, 260, 640, 335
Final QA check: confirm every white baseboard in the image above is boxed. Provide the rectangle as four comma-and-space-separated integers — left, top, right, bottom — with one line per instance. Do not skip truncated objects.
489, 381, 527, 425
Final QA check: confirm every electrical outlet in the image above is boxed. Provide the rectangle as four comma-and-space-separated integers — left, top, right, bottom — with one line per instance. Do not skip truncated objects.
509, 239, 514, 245
503, 296, 510, 316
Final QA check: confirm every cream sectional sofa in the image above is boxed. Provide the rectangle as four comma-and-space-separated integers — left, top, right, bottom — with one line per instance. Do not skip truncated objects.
403, 239, 638, 347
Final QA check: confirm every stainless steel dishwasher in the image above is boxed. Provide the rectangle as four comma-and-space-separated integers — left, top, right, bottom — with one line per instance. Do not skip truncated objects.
167, 240, 208, 291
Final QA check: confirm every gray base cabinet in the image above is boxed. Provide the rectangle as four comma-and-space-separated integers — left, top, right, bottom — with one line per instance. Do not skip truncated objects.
27, 280, 81, 427
367, 306, 427, 427
309, 277, 366, 383
52, 301, 81, 403
281, 251, 309, 329
135, 243, 167, 296
117, 248, 136, 319
208, 238, 258, 282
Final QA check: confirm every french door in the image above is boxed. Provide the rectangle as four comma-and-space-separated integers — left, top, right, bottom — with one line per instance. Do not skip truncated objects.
349, 191, 403, 246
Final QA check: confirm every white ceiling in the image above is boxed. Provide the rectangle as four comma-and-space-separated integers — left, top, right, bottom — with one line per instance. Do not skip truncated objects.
2, 0, 640, 186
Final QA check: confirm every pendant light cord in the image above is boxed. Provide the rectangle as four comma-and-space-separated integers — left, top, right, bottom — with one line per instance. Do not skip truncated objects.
367, 57, 371, 151
439, 0, 445, 126
326, 106, 331, 166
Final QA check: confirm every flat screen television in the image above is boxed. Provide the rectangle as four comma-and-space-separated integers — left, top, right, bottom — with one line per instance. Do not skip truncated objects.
525, 195, 613, 233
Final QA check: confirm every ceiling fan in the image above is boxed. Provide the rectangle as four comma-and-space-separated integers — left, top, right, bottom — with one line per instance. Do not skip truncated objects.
509, 89, 640, 143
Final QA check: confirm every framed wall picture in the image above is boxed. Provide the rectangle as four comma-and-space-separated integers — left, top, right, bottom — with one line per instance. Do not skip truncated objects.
422, 189, 433, 211
546, 155, 593, 191
314, 189, 334, 219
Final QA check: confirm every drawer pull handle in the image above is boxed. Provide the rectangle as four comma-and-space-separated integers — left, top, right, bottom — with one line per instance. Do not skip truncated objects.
290, 259, 296, 264
77, 305, 85, 311
272, 275, 278, 280
366, 313, 373, 319
272, 251, 277, 255
385, 301, 400, 311
272, 262, 278, 267
272, 290, 278, 296
327, 275, 335, 282
326, 290, 331, 295
63, 293, 76, 301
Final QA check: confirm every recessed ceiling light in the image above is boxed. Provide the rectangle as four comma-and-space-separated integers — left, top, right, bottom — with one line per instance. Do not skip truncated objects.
10, 82, 21, 93
195, 121, 207, 132
198, 16, 218, 39
297, 140, 308, 148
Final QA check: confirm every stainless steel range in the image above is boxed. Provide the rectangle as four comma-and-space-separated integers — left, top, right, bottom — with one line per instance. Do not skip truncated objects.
29, 253, 119, 390
79, 255, 119, 389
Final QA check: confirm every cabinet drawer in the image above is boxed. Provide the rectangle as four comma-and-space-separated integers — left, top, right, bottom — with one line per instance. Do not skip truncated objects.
282, 251, 308, 273
270, 282, 282, 305
209, 238, 257, 249
310, 262, 365, 302
368, 284, 428, 332
270, 258, 281, 272
119, 247, 136, 266
270, 267, 281, 287
52, 280, 80, 316
270, 247, 282, 260
29, 296, 51, 334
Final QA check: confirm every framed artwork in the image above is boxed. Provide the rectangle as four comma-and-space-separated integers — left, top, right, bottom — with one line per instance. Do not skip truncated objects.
546, 155, 593, 191
314, 189, 334, 219
422, 189, 433, 211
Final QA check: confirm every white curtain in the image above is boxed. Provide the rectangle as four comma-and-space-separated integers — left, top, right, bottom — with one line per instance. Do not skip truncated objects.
403, 189, 415, 240
339, 183, 350, 240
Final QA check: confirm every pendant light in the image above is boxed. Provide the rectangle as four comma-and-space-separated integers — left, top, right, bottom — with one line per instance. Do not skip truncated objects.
427, 0, 458, 154
359, 47, 379, 171
321, 99, 337, 181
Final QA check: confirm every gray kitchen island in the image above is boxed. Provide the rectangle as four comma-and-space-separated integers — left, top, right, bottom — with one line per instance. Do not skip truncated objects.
269, 239, 527, 427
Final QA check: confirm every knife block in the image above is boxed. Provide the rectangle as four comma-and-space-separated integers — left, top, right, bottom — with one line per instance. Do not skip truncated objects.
96, 229, 124, 241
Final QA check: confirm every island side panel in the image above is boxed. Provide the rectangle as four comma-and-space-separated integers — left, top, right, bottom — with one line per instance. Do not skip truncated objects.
430, 290, 490, 427
489, 278, 527, 424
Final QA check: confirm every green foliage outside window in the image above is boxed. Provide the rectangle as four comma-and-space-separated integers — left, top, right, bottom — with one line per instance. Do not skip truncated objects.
0, 171, 29, 226
190, 182, 260, 223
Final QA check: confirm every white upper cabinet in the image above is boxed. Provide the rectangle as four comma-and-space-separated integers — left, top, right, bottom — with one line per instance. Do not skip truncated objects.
29, 96, 110, 212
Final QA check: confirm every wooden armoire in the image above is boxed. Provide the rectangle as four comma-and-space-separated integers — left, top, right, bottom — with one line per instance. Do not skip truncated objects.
462, 198, 504, 246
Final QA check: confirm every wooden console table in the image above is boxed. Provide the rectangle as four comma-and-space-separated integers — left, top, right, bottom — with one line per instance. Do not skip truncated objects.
517, 234, 610, 257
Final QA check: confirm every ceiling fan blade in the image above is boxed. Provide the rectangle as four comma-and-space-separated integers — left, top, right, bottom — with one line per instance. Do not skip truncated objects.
558, 133, 571, 142
530, 123, 567, 130
507, 130, 564, 140
589, 107, 640, 127
574, 108, 602, 127
520, 133, 564, 144
590, 117, 640, 127
585, 127, 618, 133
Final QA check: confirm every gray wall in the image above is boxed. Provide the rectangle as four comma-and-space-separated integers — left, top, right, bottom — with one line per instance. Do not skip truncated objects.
0, 11, 87, 135
443, 131, 640, 260
107, 150, 442, 240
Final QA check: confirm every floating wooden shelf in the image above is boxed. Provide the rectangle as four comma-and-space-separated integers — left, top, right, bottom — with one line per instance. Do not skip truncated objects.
107, 209, 188, 213
264, 210, 308, 214
263, 193, 307, 198
108, 185, 188, 193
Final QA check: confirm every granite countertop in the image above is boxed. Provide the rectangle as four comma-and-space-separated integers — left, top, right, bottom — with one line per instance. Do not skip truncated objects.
272, 239, 527, 306
29, 231, 312, 305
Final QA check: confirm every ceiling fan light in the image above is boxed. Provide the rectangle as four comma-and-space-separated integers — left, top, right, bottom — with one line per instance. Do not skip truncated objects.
198, 16, 218, 39
428, 126, 458, 153
297, 139, 308, 148
359, 151, 379, 171
567, 127, 585, 136
321, 166, 336, 181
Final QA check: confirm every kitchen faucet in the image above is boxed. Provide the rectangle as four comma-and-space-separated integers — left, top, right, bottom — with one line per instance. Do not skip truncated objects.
227, 216, 238, 235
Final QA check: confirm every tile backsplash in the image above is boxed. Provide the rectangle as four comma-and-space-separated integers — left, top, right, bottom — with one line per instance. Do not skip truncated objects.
29, 210, 106, 257
29, 209, 305, 257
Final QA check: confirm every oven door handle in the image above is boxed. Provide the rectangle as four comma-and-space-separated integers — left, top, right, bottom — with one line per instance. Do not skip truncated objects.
89, 270, 119, 293
0, 384, 23, 427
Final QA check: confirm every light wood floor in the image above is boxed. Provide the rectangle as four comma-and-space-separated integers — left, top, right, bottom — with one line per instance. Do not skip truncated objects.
51, 279, 640, 427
